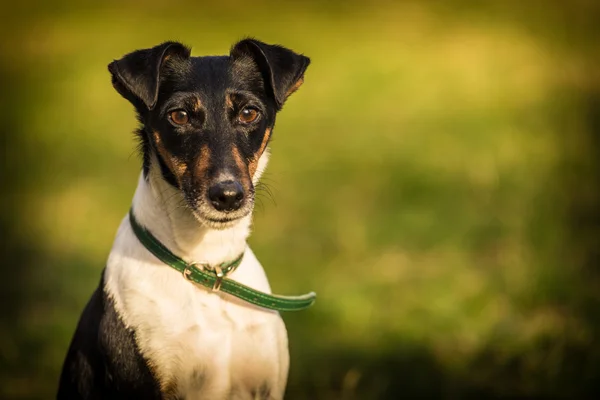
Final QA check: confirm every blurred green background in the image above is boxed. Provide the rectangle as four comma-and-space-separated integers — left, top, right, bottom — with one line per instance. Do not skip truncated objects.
2, 0, 600, 398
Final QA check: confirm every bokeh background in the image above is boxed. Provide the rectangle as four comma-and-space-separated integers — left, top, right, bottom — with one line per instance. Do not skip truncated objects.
2, 0, 600, 398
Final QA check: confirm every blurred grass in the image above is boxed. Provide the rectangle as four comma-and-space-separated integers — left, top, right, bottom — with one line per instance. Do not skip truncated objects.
1, 0, 600, 398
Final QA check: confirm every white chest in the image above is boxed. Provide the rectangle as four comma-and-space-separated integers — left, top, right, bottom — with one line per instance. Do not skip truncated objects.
105, 223, 289, 399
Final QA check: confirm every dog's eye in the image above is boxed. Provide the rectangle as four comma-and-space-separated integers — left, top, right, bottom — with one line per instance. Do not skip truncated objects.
169, 110, 189, 125
238, 107, 259, 124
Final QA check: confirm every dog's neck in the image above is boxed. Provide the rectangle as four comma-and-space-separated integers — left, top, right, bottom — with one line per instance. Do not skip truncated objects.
130, 165, 251, 267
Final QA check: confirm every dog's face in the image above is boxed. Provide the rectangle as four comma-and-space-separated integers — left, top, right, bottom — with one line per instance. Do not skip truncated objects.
108, 40, 309, 228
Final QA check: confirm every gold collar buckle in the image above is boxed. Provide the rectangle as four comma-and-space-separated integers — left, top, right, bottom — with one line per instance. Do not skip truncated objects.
212, 265, 225, 292
183, 261, 235, 293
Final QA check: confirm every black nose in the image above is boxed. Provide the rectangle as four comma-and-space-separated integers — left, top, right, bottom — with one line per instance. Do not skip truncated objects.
208, 180, 244, 212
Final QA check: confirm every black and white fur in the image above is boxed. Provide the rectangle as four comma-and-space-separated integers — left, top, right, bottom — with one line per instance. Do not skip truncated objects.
57, 39, 310, 399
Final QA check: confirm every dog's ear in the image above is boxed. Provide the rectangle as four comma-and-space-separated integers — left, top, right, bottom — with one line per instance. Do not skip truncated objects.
231, 39, 310, 110
108, 41, 191, 110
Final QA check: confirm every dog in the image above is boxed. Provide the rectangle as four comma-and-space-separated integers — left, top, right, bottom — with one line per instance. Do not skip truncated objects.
57, 38, 312, 399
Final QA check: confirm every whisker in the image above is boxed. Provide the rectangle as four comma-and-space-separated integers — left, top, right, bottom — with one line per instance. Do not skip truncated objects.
255, 182, 277, 207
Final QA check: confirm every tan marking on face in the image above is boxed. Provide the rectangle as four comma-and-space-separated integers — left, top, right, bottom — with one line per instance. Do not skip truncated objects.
249, 127, 272, 177
195, 144, 210, 178
193, 98, 203, 112
153, 131, 187, 184
285, 77, 304, 98
232, 145, 252, 190
225, 93, 234, 109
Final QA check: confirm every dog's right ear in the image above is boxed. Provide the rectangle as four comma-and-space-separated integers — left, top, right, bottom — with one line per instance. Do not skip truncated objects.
108, 41, 191, 110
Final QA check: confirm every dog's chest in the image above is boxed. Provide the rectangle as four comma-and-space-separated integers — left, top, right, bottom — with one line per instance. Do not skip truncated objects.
106, 248, 288, 399
143, 288, 286, 398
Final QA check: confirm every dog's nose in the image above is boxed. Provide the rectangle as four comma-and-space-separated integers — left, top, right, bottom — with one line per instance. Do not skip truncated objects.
208, 181, 244, 212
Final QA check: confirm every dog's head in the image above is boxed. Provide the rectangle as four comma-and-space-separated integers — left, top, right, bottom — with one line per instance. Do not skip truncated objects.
109, 39, 309, 229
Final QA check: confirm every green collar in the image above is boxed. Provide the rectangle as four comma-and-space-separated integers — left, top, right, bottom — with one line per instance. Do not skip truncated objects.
128, 209, 316, 312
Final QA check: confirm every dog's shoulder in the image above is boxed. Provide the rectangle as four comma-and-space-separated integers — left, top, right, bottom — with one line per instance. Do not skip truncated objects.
57, 271, 162, 399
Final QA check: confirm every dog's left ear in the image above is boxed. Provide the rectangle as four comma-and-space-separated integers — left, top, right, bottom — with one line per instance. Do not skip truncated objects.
108, 41, 191, 110
231, 39, 310, 110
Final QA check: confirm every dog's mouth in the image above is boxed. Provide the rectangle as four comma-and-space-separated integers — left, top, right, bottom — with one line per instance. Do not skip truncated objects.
199, 213, 247, 228
186, 198, 254, 230
192, 211, 251, 229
